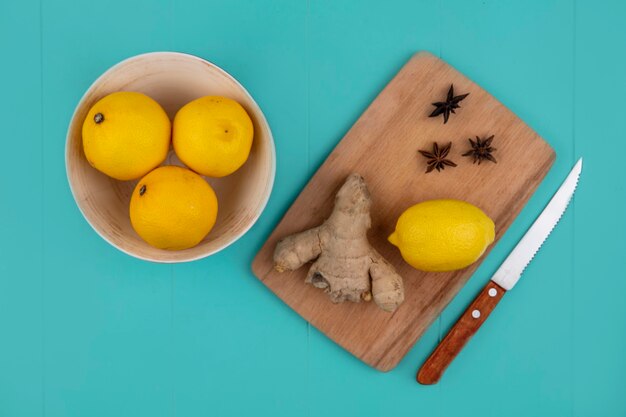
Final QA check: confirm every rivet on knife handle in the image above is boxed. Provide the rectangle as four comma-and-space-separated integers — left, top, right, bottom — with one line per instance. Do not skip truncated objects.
417, 281, 505, 385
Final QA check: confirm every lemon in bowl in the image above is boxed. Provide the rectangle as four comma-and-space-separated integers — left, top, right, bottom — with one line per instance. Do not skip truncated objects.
130, 166, 218, 251
173, 96, 254, 177
82, 92, 171, 180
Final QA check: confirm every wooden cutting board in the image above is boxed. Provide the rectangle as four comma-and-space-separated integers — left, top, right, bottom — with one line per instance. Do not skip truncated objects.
252, 52, 555, 371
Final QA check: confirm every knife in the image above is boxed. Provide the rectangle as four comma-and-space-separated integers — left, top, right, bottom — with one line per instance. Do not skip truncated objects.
417, 158, 583, 385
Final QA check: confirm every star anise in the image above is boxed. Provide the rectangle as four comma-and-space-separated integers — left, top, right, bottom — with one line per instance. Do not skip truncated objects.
418, 142, 457, 173
429, 84, 469, 124
462, 135, 497, 164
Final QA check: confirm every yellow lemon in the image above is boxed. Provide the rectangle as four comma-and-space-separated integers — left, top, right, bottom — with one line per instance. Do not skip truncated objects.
130, 166, 218, 250
82, 92, 171, 180
388, 199, 495, 272
173, 96, 253, 177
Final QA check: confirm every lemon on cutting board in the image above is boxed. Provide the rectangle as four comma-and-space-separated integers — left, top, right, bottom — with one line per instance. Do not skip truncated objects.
388, 199, 495, 272
130, 166, 218, 251
82, 92, 171, 180
173, 96, 253, 177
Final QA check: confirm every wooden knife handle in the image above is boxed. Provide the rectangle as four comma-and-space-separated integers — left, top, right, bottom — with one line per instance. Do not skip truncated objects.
417, 280, 506, 385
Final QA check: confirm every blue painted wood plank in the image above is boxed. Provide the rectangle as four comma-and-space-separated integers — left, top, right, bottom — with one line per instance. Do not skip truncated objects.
169, 1, 309, 416
437, 1, 576, 416
0, 1, 44, 416
39, 0, 174, 415
574, 1, 626, 416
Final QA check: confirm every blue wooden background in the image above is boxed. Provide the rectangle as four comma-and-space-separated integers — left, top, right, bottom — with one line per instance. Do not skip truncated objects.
1, 0, 625, 416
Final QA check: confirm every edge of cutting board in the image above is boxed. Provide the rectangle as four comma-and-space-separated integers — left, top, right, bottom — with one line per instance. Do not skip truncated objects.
252, 51, 556, 371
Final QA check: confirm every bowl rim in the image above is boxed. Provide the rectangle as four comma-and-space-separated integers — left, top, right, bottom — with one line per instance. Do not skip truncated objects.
65, 51, 276, 263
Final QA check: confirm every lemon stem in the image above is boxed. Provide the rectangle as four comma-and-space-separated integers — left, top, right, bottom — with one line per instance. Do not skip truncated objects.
139, 185, 146, 196
94, 113, 104, 124
388, 232, 399, 247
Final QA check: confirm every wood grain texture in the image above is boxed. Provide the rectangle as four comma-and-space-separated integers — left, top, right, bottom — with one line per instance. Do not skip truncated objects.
251, 52, 555, 371
417, 281, 506, 384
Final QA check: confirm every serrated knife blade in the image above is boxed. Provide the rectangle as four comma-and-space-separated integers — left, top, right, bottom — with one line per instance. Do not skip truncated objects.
417, 158, 583, 385
492, 158, 582, 290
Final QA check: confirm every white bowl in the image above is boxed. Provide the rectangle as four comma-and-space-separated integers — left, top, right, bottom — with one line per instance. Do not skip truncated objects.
66, 52, 276, 262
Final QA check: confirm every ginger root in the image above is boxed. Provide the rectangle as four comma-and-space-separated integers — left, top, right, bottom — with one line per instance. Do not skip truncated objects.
273, 174, 405, 312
